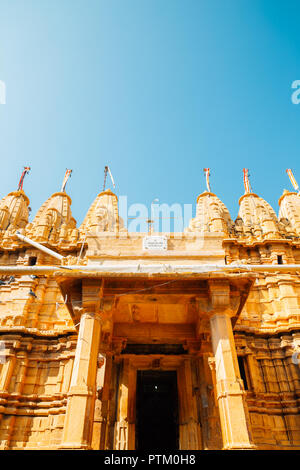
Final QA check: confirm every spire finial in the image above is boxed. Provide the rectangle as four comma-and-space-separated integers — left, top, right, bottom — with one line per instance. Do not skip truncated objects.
103, 166, 115, 191
17, 166, 31, 191
243, 168, 252, 194
286, 168, 299, 193
203, 168, 211, 192
60, 169, 72, 192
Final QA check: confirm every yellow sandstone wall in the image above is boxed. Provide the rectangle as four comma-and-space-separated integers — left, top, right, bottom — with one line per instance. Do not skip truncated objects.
0, 187, 299, 449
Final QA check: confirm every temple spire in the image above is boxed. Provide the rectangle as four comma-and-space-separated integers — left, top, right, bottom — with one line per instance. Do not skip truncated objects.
203, 168, 211, 192
17, 166, 30, 191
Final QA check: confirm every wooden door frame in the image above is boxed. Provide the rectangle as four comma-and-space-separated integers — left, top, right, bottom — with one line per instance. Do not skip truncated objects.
114, 355, 202, 450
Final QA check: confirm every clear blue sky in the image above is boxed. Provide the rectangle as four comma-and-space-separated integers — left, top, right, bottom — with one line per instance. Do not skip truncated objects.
0, 0, 300, 228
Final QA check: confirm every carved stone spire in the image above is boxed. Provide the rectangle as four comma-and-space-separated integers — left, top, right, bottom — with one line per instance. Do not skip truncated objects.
26, 191, 78, 246
278, 190, 300, 235
237, 193, 281, 240
186, 191, 234, 235
0, 190, 30, 246
80, 189, 126, 236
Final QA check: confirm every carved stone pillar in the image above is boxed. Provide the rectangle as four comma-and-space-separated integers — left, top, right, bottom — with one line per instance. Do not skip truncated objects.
207, 280, 255, 450
60, 310, 102, 449
177, 359, 201, 450
91, 354, 114, 450
0, 344, 16, 394
114, 358, 135, 450
91, 353, 106, 450
0, 342, 17, 450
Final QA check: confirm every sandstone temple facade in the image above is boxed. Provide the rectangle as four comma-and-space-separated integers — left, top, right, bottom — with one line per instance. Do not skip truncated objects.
0, 180, 300, 450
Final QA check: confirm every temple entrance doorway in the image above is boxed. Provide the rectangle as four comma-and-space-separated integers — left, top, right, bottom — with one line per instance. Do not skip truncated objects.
135, 370, 179, 450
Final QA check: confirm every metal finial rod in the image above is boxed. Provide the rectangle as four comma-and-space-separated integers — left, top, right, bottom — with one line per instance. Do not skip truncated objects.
243, 168, 252, 194
60, 169, 72, 192
17, 167, 31, 191
103, 166, 108, 191
203, 168, 211, 192
103, 166, 115, 191
286, 168, 300, 192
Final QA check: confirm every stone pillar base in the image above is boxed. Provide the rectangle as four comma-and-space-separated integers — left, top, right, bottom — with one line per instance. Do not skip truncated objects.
58, 443, 92, 450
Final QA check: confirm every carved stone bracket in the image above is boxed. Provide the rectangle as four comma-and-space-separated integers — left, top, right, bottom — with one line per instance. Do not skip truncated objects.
112, 337, 127, 355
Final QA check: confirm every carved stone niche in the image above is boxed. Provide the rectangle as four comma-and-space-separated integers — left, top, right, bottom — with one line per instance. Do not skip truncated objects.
130, 304, 141, 322
100, 331, 111, 349
112, 337, 127, 356
183, 340, 202, 355
151, 358, 161, 368
100, 297, 115, 313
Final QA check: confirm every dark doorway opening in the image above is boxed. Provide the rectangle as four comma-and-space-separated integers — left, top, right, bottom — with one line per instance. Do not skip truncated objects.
136, 370, 179, 450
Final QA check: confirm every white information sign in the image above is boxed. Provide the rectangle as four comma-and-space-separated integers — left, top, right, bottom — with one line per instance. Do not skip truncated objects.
142, 236, 168, 251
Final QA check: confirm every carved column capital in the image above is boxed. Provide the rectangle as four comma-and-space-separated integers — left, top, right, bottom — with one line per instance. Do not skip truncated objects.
82, 278, 113, 313
198, 279, 238, 318
208, 279, 230, 310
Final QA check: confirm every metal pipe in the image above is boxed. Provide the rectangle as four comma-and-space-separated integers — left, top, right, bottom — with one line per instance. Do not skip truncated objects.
0, 263, 299, 275
15, 231, 65, 261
